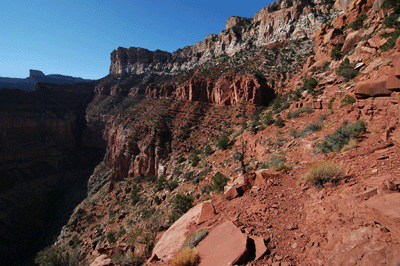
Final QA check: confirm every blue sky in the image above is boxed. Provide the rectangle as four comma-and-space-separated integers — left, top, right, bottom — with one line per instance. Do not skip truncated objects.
1, 0, 273, 80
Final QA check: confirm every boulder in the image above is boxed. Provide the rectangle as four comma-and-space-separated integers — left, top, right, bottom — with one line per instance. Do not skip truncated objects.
342, 30, 364, 53
249, 235, 268, 261
196, 201, 216, 225
355, 76, 391, 98
254, 169, 279, 188
89, 255, 114, 266
196, 221, 250, 266
386, 73, 400, 90
362, 193, 400, 241
224, 184, 245, 200
151, 203, 202, 261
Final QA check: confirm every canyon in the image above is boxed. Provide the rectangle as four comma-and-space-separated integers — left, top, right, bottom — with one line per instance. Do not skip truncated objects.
1, 0, 400, 265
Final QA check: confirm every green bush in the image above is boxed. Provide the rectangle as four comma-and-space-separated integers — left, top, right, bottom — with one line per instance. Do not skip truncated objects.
328, 97, 336, 110
340, 95, 356, 108
380, 30, 400, 52
331, 45, 343, 60
300, 122, 323, 136
259, 156, 287, 170
131, 184, 141, 205
301, 78, 319, 94
263, 111, 275, 125
287, 107, 313, 119
319, 120, 367, 153
183, 229, 209, 249
274, 116, 285, 127
107, 231, 117, 244
167, 180, 179, 191
171, 194, 194, 216
177, 157, 186, 164
209, 172, 229, 192
348, 14, 368, 30
299, 161, 344, 188
204, 145, 212, 156
337, 58, 358, 81
216, 134, 230, 150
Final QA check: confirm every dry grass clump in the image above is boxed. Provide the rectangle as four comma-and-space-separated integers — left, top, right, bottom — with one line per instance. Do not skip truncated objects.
171, 248, 199, 266
298, 161, 344, 188
340, 138, 358, 152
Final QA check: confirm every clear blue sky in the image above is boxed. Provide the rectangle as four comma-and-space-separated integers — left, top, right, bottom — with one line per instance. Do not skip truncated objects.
1, 0, 273, 80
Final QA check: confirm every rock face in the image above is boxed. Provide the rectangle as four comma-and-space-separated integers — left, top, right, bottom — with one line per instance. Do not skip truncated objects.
196, 221, 250, 266
0, 84, 102, 265
109, 0, 337, 76
145, 74, 275, 106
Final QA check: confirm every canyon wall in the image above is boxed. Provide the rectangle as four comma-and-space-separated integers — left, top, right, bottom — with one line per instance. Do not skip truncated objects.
109, 0, 339, 76
0, 83, 104, 266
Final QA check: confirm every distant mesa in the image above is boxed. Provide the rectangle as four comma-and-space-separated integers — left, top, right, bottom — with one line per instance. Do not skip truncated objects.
0, 69, 92, 91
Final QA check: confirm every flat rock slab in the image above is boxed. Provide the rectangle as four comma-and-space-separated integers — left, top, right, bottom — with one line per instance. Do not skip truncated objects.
196, 221, 249, 266
362, 193, 400, 240
151, 203, 202, 261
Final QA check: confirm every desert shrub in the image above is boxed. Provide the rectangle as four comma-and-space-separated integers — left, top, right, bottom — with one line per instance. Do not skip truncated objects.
35, 245, 70, 266
168, 194, 194, 224
107, 231, 117, 244
348, 14, 368, 30
209, 172, 229, 192
154, 195, 161, 205
259, 156, 287, 170
319, 120, 367, 153
216, 134, 230, 150
177, 157, 186, 164
189, 150, 201, 167
331, 45, 343, 60
131, 184, 141, 205
145, 174, 157, 183
287, 107, 313, 119
299, 161, 344, 188
182, 171, 194, 181
75, 208, 87, 220
274, 116, 285, 127
300, 122, 323, 136
250, 114, 262, 133
301, 78, 319, 94
171, 248, 198, 266
204, 145, 212, 156
380, 30, 400, 52
340, 95, 356, 108
167, 180, 179, 191
337, 58, 358, 81
154, 177, 167, 192
192, 176, 202, 185
182, 229, 209, 249
341, 138, 359, 152
328, 97, 336, 109
322, 61, 331, 72
263, 111, 275, 125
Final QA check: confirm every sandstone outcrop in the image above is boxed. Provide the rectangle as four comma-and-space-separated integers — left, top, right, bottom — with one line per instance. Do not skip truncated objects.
145, 74, 275, 105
